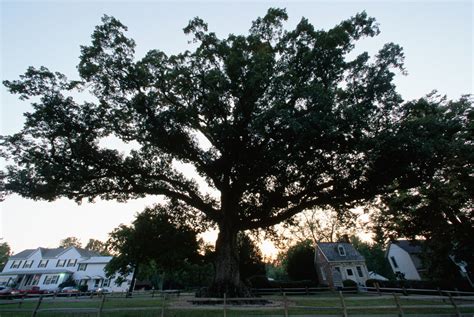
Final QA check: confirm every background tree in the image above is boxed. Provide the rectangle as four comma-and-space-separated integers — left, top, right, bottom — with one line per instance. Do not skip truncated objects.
277, 207, 363, 246
1, 8, 468, 296
350, 236, 394, 280
85, 239, 109, 255
106, 203, 201, 293
281, 240, 318, 281
59, 237, 82, 248
0, 241, 12, 271
372, 94, 473, 280
237, 233, 266, 282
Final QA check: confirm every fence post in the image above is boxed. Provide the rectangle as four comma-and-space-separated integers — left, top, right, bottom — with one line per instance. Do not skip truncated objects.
393, 293, 404, 317
283, 292, 288, 317
31, 295, 43, 317
339, 291, 347, 317
18, 294, 25, 308
223, 292, 227, 317
447, 292, 461, 317
152, 289, 155, 298
97, 293, 106, 317
375, 282, 381, 296
161, 293, 166, 317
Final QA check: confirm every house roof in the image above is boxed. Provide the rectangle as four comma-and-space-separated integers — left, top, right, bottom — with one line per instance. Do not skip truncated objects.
392, 240, 424, 254
10, 249, 37, 259
10, 247, 101, 260
316, 242, 365, 262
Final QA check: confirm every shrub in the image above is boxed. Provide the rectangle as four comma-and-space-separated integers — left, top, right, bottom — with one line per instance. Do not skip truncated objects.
78, 285, 88, 292
247, 275, 271, 288
342, 279, 357, 287
58, 276, 76, 289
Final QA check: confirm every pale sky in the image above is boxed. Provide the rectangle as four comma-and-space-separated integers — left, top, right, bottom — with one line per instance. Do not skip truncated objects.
1, 1, 472, 255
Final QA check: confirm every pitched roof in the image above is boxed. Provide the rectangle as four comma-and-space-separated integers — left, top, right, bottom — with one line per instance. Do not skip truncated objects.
392, 240, 424, 254
10, 249, 36, 259
10, 247, 101, 259
316, 242, 365, 262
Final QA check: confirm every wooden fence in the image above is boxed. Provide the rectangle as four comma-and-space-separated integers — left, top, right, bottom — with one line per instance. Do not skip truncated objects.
0, 286, 473, 316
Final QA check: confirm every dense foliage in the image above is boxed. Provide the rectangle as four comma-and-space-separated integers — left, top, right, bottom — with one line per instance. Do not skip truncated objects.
59, 237, 82, 248
105, 204, 201, 292
85, 239, 110, 255
0, 242, 12, 271
282, 240, 318, 281
371, 94, 473, 279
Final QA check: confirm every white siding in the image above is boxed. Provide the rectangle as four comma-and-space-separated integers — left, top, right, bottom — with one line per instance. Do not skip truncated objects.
0, 247, 130, 292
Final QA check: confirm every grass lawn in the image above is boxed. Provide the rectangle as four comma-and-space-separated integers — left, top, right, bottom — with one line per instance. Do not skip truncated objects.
0, 293, 473, 316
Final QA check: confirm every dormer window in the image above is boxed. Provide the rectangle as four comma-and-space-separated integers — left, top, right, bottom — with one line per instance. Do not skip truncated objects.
10, 260, 22, 269
22, 260, 34, 268
67, 259, 77, 267
338, 244, 346, 256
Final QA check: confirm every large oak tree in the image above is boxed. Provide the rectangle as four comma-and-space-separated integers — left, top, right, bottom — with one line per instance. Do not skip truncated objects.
2, 9, 468, 296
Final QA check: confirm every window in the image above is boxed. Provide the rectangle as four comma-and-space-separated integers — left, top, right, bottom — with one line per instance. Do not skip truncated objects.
77, 263, 87, 271
50, 275, 59, 284
43, 275, 60, 285
338, 245, 346, 256
38, 260, 49, 268
10, 260, 22, 269
32, 275, 41, 286
23, 260, 34, 268
320, 268, 327, 281
390, 256, 399, 268
346, 268, 354, 276
94, 279, 100, 288
102, 279, 110, 287
56, 259, 66, 267
356, 266, 364, 277
67, 259, 77, 267
335, 267, 341, 273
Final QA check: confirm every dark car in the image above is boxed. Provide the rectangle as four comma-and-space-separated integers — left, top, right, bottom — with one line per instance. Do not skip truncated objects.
0, 286, 12, 299
21, 286, 45, 295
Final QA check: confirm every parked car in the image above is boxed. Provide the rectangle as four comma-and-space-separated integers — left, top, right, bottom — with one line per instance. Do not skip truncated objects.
59, 286, 80, 296
0, 286, 12, 299
93, 287, 111, 294
21, 286, 44, 295
0, 286, 22, 299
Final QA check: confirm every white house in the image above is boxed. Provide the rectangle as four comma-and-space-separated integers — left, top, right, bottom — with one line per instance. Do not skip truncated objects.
0, 246, 131, 292
314, 242, 369, 288
386, 240, 425, 280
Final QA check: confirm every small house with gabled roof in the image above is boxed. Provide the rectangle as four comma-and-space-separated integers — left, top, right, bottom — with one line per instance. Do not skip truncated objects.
314, 242, 369, 288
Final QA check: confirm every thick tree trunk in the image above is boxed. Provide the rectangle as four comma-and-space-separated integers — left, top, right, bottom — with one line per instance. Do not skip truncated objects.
207, 221, 249, 297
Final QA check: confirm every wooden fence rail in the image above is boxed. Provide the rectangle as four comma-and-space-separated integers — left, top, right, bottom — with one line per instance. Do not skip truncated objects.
0, 287, 473, 316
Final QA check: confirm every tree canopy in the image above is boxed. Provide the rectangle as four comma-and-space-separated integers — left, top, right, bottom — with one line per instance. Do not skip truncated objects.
0, 242, 12, 271
372, 94, 473, 279
281, 239, 318, 281
85, 239, 109, 255
59, 236, 82, 248
105, 204, 201, 292
1, 8, 470, 296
